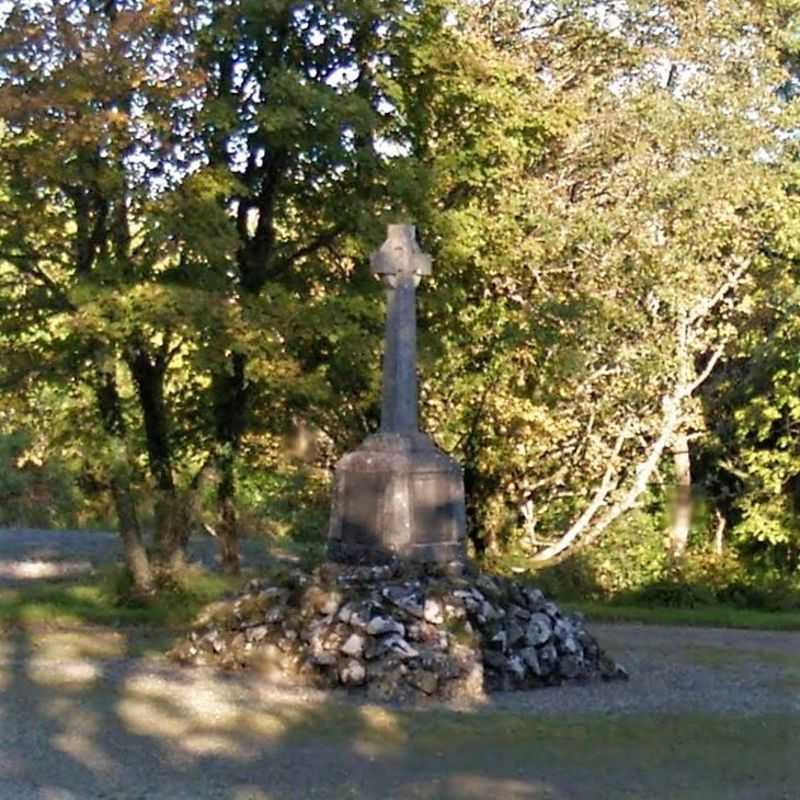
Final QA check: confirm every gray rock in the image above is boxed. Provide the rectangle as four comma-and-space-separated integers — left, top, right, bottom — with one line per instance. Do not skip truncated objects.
525, 613, 552, 646
180, 561, 627, 698
520, 646, 542, 676
475, 574, 503, 602
261, 587, 289, 602
542, 600, 561, 619
601, 658, 629, 681
523, 587, 545, 609
613, 664, 630, 681
405, 621, 424, 641
538, 642, 558, 675
363, 638, 382, 660
382, 635, 419, 659
483, 650, 507, 670
507, 655, 526, 681
479, 601, 503, 623
382, 586, 425, 618
489, 630, 507, 652
311, 652, 338, 667
560, 635, 580, 655
510, 603, 531, 621
407, 669, 438, 695
245, 625, 269, 643
506, 621, 526, 647
367, 615, 405, 637
349, 607, 370, 629
559, 654, 583, 679
553, 618, 575, 640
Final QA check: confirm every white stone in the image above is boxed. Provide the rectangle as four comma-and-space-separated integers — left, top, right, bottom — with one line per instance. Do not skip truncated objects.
339, 659, 366, 686
341, 633, 366, 657
423, 596, 444, 624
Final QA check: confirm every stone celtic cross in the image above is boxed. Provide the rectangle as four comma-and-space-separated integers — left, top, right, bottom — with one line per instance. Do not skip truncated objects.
327, 223, 466, 565
371, 224, 431, 435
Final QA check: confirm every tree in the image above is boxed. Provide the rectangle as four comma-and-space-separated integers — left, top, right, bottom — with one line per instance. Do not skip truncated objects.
388, 0, 799, 563
0, 0, 214, 591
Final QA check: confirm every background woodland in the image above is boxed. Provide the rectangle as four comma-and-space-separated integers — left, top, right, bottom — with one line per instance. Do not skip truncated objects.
1, 0, 800, 607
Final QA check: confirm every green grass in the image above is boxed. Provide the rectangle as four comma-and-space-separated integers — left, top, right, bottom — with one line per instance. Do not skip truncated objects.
276, 707, 799, 799
564, 600, 800, 631
0, 567, 245, 629
4, 564, 800, 634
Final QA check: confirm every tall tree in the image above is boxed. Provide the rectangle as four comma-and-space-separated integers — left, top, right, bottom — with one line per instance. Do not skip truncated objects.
0, 0, 215, 588
389, 0, 800, 562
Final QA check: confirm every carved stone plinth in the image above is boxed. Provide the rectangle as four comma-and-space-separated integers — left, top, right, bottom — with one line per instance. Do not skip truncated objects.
327, 433, 466, 564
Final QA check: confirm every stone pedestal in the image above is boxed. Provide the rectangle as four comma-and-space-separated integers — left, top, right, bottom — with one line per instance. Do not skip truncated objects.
328, 433, 466, 564
327, 224, 467, 565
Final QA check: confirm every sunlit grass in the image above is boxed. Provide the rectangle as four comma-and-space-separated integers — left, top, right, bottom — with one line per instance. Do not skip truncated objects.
563, 600, 800, 631
0, 567, 245, 629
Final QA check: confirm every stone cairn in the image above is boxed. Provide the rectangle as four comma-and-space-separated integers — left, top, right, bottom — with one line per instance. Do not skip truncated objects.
172, 225, 627, 701
171, 561, 626, 701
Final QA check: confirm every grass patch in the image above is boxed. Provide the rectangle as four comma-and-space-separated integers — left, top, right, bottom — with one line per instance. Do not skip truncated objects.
0, 566, 245, 629
563, 600, 800, 631
272, 707, 799, 799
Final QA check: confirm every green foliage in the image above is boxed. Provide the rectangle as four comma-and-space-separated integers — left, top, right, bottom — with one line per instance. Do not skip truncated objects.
0, 431, 80, 528
235, 465, 329, 545
1, 0, 800, 600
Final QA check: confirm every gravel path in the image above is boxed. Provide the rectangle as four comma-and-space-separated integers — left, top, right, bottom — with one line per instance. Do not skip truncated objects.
0, 527, 278, 584
1, 527, 799, 719
0, 528, 798, 799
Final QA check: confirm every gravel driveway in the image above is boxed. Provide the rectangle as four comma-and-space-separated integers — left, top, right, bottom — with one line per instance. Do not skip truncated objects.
1, 528, 798, 799
0, 527, 277, 585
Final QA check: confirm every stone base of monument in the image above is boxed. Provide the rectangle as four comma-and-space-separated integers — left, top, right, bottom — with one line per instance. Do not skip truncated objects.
171, 562, 628, 702
327, 433, 467, 565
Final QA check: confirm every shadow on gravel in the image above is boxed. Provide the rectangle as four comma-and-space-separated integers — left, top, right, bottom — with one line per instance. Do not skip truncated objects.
0, 531, 797, 799
0, 622, 798, 800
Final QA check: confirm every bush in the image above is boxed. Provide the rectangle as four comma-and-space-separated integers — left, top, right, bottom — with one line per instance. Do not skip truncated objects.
235, 464, 330, 550
0, 431, 79, 527
498, 507, 800, 612
630, 576, 717, 609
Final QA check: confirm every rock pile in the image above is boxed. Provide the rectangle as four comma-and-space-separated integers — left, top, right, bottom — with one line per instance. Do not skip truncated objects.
171, 562, 627, 702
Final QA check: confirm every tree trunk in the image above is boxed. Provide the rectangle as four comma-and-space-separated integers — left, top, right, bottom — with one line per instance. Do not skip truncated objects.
713, 509, 726, 556
216, 457, 240, 575
110, 477, 153, 598
152, 491, 188, 573
128, 347, 185, 570
211, 350, 248, 576
670, 429, 692, 559
94, 368, 154, 596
